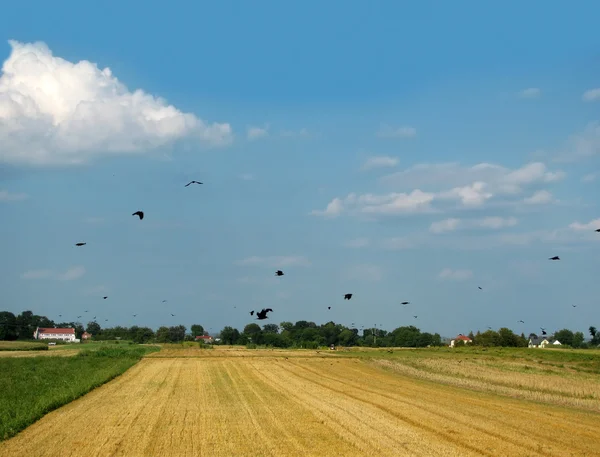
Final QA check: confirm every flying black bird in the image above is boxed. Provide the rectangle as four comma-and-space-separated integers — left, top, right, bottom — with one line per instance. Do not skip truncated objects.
103, 296, 107, 299
162, 300, 167, 303
256, 308, 273, 320
105, 319, 108, 322
541, 330, 547, 336
58, 314, 62, 317
596, 228, 600, 232
487, 326, 492, 330
132, 211, 144, 220
478, 286, 483, 290
401, 301, 410, 305
549, 256, 560, 260
572, 304, 577, 308
413, 315, 418, 319
75, 242, 86, 247
518, 320, 525, 323
249, 310, 254, 316
328, 306, 331, 310
133, 314, 137, 317
275, 270, 284, 276
77, 316, 82, 319
185, 180, 203, 187
170, 313, 175, 317
84, 310, 89, 313
93, 316, 96, 320
344, 293, 353, 300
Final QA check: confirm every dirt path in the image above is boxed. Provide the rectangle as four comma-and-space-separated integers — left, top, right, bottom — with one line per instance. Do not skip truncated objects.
2, 352, 599, 456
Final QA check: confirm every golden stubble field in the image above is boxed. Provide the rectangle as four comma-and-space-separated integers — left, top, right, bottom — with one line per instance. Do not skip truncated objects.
2, 346, 600, 457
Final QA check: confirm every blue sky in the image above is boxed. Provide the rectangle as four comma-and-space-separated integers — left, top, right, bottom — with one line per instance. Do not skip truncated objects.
1, 1, 599, 338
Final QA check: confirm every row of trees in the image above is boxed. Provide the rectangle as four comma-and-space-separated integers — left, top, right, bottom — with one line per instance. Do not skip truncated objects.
2, 310, 599, 348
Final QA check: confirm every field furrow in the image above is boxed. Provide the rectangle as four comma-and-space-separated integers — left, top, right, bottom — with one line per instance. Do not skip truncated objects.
1, 350, 599, 457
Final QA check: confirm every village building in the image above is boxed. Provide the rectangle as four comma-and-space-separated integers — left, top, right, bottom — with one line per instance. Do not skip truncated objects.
33, 327, 76, 342
449, 334, 473, 347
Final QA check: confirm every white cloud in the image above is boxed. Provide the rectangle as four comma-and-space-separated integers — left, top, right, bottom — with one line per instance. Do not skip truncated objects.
376, 125, 417, 138
20, 265, 85, 280
582, 88, 600, 102
239, 173, 256, 181
344, 264, 383, 282
234, 256, 311, 267
519, 88, 541, 98
568, 219, 600, 231
380, 161, 564, 192
438, 268, 473, 280
581, 173, 596, 183
247, 125, 269, 140
344, 237, 370, 248
310, 197, 345, 218
0, 40, 232, 166
20, 269, 53, 279
82, 285, 109, 296
380, 237, 415, 250
57, 265, 86, 281
280, 128, 310, 138
0, 190, 27, 201
556, 122, 600, 162
361, 155, 399, 170
523, 190, 553, 205
476, 216, 518, 229
429, 216, 517, 233
430, 218, 462, 233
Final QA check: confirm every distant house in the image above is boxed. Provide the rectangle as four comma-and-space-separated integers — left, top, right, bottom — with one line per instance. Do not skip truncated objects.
195, 335, 214, 343
34, 327, 76, 342
449, 334, 472, 347
528, 335, 562, 348
82, 332, 92, 340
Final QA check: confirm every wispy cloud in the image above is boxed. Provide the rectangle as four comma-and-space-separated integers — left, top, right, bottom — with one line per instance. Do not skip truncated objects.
344, 237, 370, 248
234, 256, 311, 267
239, 173, 256, 181
0, 190, 28, 202
581, 173, 597, 183
247, 124, 269, 140
582, 88, 600, 102
343, 264, 383, 282
519, 88, 541, 98
438, 268, 473, 280
361, 155, 399, 170
280, 128, 311, 138
376, 124, 417, 138
312, 161, 565, 218
21, 265, 86, 281
429, 216, 517, 233
523, 190, 554, 205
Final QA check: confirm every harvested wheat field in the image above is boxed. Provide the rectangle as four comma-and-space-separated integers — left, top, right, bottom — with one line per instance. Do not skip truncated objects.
2, 347, 600, 457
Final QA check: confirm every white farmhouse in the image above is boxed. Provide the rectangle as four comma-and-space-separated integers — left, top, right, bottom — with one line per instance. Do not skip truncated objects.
33, 327, 76, 342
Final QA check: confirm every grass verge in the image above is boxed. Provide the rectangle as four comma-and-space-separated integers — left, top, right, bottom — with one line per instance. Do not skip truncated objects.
0, 344, 159, 441
0, 341, 48, 351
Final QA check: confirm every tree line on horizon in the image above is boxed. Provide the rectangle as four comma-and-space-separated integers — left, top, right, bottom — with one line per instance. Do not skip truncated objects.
1, 310, 599, 348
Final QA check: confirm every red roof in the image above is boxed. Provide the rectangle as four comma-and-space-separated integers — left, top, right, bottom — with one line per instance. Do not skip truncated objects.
195, 335, 212, 340
455, 335, 472, 341
38, 327, 75, 334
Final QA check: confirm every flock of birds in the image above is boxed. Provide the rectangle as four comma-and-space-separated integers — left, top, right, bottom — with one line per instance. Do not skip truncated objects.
66, 177, 599, 336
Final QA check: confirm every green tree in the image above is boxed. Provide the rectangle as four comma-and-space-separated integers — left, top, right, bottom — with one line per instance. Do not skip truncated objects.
0, 311, 18, 340
572, 331, 585, 348
86, 321, 101, 335
243, 323, 262, 343
169, 325, 186, 342
554, 329, 574, 346
220, 326, 240, 345
191, 324, 205, 337
280, 322, 293, 332
262, 324, 279, 334
156, 326, 170, 343
590, 326, 599, 346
